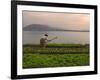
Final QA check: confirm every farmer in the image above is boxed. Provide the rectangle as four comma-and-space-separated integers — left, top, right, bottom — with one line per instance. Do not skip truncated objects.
40, 34, 49, 48
40, 34, 58, 48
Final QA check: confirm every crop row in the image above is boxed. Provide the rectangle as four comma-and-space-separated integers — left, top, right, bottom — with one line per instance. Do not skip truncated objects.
23, 47, 89, 54
23, 44, 89, 48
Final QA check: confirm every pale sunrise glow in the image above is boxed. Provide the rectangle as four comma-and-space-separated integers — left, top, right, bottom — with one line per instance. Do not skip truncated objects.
22, 11, 90, 30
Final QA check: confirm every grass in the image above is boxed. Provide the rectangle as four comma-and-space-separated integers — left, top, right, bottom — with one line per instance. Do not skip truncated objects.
23, 44, 89, 68
23, 54, 89, 68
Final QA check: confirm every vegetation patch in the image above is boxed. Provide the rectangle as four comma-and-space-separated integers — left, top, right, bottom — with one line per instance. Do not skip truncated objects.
23, 44, 89, 68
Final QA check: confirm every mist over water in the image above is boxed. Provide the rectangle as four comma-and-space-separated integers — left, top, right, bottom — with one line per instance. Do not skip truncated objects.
23, 31, 89, 44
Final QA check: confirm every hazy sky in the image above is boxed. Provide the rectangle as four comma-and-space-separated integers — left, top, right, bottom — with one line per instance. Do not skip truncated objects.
22, 11, 90, 30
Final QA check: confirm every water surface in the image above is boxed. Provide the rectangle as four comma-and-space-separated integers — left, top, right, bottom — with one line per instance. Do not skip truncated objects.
23, 31, 89, 44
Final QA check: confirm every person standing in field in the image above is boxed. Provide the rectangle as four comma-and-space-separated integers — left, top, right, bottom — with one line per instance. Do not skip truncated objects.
40, 34, 49, 48
40, 34, 58, 48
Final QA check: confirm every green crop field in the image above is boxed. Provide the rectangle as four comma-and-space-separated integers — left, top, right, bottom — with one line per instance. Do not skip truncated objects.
23, 44, 89, 68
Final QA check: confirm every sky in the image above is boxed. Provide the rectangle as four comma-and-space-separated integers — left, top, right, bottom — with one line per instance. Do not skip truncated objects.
22, 10, 90, 30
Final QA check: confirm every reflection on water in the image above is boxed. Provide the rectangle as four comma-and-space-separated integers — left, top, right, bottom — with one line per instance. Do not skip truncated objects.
23, 31, 89, 44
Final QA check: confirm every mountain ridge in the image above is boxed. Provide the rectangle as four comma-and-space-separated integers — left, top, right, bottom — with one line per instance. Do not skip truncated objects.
23, 24, 89, 32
